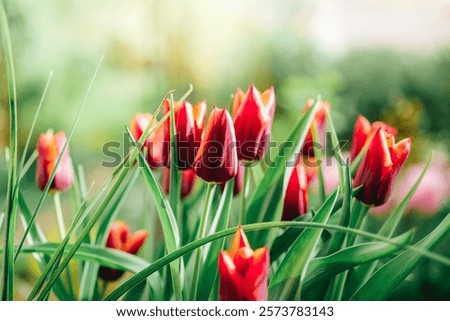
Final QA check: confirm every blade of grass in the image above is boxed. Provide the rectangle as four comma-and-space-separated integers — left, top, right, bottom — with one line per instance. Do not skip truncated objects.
1, 1, 19, 300
269, 188, 340, 300
18, 71, 53, 178
324, 108, 345, 184
169, 93, 181, 227
103, 217, 448, 301
351, 213, 450, 300
15, 243, 150, 273
311, 123, 326, 203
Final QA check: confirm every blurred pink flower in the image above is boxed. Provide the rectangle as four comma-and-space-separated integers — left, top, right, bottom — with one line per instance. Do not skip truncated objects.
310, 153, 348, 194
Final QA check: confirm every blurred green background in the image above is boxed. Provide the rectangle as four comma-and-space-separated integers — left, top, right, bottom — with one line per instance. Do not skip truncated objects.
0, 0, 449, 299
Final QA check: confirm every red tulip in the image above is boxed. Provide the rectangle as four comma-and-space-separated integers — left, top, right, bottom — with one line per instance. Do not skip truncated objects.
353, 128, 411, 206
218, 226, 269, 301
350, 115, 397, 162
233, 84, 276, 161
130, 113, 169, 168
193, 107, 238, 183
282, 162, 309, 220
300, 99, 331, 157
99, 221, 148, 281
163, 99, 207, 170
36, 131, 73, 192
161, 167, 196, 198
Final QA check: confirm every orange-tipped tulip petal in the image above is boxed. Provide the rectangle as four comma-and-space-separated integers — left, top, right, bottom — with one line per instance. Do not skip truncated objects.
300, 99, 331, 157
163, 99, 207, 170
193, 107, 238, 183
350, 115, 398, 162
99, 221, 148, 281
218, 226, 269, 301
233, 84, 276, 161
130, 113, 169, 168
36, 131, 73, 192
353, 128, 411, 206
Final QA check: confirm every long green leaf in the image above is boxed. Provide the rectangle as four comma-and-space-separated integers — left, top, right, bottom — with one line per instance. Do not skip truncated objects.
351, 213, 450, 300
245, 97, 322, 224
269, 188, 340, 300
303, 230, 415, 294
103, 218, 447, 301
12, 243, 149, 273
1, 1, 19, 300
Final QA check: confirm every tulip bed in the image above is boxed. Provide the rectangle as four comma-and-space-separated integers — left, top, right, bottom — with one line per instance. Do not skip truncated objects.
1, 5, 449, 301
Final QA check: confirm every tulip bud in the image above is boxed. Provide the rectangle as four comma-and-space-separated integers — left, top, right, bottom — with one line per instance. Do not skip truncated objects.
99, 221, 148, 281
233, 84, 276, 161
163, 99, 207, 170
218, 226, 269, 301
353, 128, 411, 206
300, 99, 331, 157
350, 115, 397, 162
130, 113, 168, 168
193, 107, 238, 183
282, 162, 309, 220
36, 130, 73, 192
161, 167, 196, 198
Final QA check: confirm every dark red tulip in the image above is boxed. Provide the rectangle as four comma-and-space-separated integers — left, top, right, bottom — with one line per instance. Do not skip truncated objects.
163, 99, 207, 170
193, 107, 238, 184
300, 99, 331, 157
350, 115, 398, 162
353, 128, 411, 206
161, 167, 196, 198
282, 162, 309, 220
218, 226, 269, 301
36, 130, 73, 192
233, 84, 275, 161
99, 221, 148, 281
130, 113, 169, 168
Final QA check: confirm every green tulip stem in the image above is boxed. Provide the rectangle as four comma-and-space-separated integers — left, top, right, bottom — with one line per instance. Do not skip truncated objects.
189, 183, 216, 300
53, 192, 75, 299
239, 163, 250, 225
53, 192, 66, 239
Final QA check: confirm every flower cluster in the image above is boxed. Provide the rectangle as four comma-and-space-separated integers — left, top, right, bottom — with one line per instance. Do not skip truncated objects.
34, 84, 413, 300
